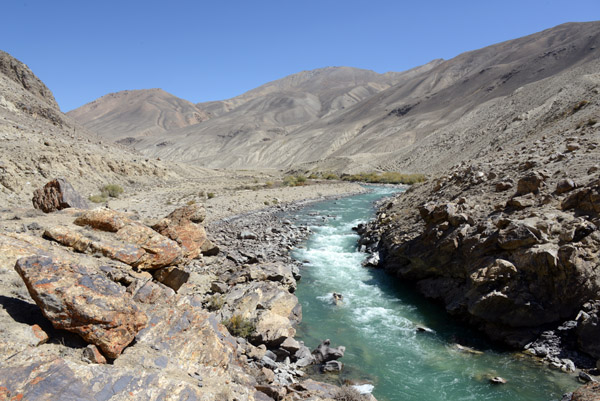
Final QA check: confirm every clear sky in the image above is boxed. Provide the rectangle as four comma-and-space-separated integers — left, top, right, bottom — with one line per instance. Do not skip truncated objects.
2, 0, 599, 112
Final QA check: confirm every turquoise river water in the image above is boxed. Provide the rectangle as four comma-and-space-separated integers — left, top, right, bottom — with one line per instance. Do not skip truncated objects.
290, 186, 578, 401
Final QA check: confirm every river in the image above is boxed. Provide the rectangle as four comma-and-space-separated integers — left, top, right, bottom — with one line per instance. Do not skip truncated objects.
289, 186, 578, 401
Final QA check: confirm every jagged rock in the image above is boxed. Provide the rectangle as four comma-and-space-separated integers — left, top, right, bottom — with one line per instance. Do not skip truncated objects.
15, 255, 148, 358
246, 262, 297, 292
577, 301, 600, 359
557, 178, 577, 194
32, 178, 89, 213
152, 204, 217, 258
82, 344, 107, 364
562, 179, 600, 217
363, 253, 380, 267
152, 265, 190, 292
255, 384, 287, 400
516, 171, 545, 195
506, 194, 536, 210
222, 281, 300, 347
496, 221, 541, 250
312, 339, 345, 363
280, 337, 301, 354
579, 371, 597, 383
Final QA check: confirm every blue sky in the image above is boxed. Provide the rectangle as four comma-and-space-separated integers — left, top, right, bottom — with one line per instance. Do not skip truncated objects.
2, 0, 599, 111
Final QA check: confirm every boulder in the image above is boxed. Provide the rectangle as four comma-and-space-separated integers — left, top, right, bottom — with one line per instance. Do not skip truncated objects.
571, 381, 600, 401
152, 204, 217, 258
562, 180, 600, 217
32, 178, 89, 213
152, 265, 190, 292
516, 171, 545, 195
577, 301, 600, 359
312, 339, 345, 364
556, 178, 577, 195
15, 255, 148, 358
82, 344, 107, 364
322, 360, 343, 373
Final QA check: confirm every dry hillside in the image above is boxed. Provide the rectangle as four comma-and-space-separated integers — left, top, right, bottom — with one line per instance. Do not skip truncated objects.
70, 22, 600, 174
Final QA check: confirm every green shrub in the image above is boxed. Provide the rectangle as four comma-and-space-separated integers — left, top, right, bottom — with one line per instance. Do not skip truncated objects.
101, 184, 124, 198
283, 175, 297, 186
89, 193, 107, 203
207, 192, 215, 199
341, 171, 426, 185
323, 172, 339, 180
222, 315, 255, 339
265, 181, 274, 188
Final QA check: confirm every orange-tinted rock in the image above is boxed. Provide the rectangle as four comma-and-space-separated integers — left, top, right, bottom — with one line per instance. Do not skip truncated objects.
82, 344, 107, 364
32, 178, 89, 213
74, 208, 129, 232
15, 255, 147, 358
152, 205, 217, 259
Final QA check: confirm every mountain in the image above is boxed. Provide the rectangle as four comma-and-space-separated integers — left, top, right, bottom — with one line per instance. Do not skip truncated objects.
69, 22, 600, 173
0, 50, 183, 208
67, 88, 210, 145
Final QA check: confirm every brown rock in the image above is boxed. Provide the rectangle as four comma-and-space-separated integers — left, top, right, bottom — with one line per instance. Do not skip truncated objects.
74, 208, 130, 232
15, 255, 148, 358
152, 205, 218, 259
572, 381, 600, 401
495, 181, 513, 192
556, 178, 577, 194
516, 171, 545, 195
82, 344, 107, 364
28, 324, 49, 346
32, 178, 89, 213
506, 195, 535, 210
562, 179, 600, 217
152, 265, 190, 292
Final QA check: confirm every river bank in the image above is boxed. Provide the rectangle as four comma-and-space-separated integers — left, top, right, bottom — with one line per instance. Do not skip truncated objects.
0, 180, 373, 400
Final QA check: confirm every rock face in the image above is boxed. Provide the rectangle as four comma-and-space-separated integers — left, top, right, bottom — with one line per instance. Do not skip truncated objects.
15, 255, 148, 358
32, 178, 89, 213
363, 148, 600, 364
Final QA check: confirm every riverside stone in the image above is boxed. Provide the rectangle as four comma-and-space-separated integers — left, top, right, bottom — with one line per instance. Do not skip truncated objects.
312, 339, 345, 363
32, 178, 89, 213
15, 255, 148, 358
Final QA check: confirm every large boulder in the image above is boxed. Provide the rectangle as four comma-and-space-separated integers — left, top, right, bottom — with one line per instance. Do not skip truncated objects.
516, 171, 545, 195
152, 204, 218, 258
312, 339, 345, 364
562, 179, 600, 217
32, 178, 89, 213
15, 255, 148, 358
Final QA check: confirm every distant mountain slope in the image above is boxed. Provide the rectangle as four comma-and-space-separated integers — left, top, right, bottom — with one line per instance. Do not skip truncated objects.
69, 22, 600, 173
0, 51, 183, 208
67, 88, 210, 143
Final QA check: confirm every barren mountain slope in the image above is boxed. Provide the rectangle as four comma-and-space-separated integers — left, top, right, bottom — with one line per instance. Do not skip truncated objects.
69, 22, 600, 174
0, 51, 185, 208
67, 88, 210, 143
70, 63, 442, 161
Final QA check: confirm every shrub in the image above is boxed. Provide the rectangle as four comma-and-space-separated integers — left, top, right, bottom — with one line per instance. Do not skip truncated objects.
207, 192, 215, 199
341, 171, 426, 185
206, 294, 224, 311
222, 315, 255, 339
101, 184, 124, 198
186, 199, 196, 206
323, 172, 339, 180
265, 181, 274, 188
89, 193, 107, 203
283, 175, 297, 186
333, 386, 366, 401
573, 100, 589, 113
588, 118, 597, 126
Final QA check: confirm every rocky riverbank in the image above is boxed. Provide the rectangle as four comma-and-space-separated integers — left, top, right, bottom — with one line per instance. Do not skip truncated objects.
0, 180, 374, 400
359, 128, 600, 396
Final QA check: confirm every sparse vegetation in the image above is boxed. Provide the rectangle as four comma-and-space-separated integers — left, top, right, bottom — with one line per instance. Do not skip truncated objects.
341, 171, 426, 185
588, 118, 597, 126
265, 181, 274, 188
572, 100, 589, 113
186, 199, 196, 206
283, 174, 308, 187
206, 294, 224, 311
207, 192, 215, 199
101, 184, 124, 198
89, 193, 107, 203
333, 386, 366, 401
222, 315, 255, 339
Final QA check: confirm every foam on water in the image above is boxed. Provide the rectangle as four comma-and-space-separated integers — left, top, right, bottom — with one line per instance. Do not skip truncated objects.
292, 186, 578, 401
